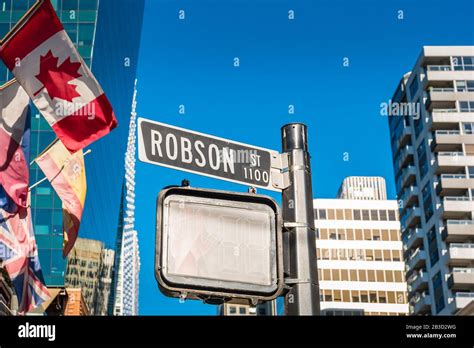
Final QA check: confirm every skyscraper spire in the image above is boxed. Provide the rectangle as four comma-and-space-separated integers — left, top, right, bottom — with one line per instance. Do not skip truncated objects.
110, 79, 140, 315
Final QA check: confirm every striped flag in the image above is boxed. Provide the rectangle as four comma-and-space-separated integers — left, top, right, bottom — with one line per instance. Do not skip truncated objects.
0, 0, 117, 153
35, 140, 87, 256
0, 80, 30, 208
0, 201, 50, 314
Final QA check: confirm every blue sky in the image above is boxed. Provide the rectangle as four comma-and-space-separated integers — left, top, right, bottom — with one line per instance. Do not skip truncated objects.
134, 0, 474, 315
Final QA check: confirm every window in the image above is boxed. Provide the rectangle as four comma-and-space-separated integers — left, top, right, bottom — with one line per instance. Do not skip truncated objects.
463, 123, 474, 134
337, 230, 345, 240
387, 292, 396, 303
360, 292, 369, 303
364, 230, 372, 241
456, 80, 474, 92
336, 209, 344, 220
362, 210, 370, 220
333, 290, 342, 302
386, 271, 394, 282
318, 209, 326, 220
358, 270, 367, 281
344, 209, 353, 220
239, 307, 246, 315
350, 269, 358, 281
452, 56, 474, 71
414, 108, 424, 138
368, 270, 375, 282
376, 270, 385, 282
79, 0, 99, 10
370, 210, 378, 221
346, 229, 354, 240
355, 229, 363, 240
323, 269, 331, 280
388, 210, 396, 221
459, 101, 474, 112
433, 271, 445, 313
390, 230, 399, 241
427, 226, 439, 266
369, 292, 377, 303
379, 210, 387, 221
324, 291, 332, 302
392, 250, 401, 261
374, 250, 382, 261
366, 249, 373, 261
352, 291, 360, 303
341, 269, 349, 281
353, 210, 361, 220
320, 229, 329, 240
327, 209, 335, 220
332, 269, 340, 281
418, 141, 429, 179
372, 230, 381, 241
409, 76, 419, 98
342, 290, 350, 302
381, 229, 389, 241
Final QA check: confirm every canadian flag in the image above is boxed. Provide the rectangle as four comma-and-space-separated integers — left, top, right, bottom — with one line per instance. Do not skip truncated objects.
0, 0, 117, 153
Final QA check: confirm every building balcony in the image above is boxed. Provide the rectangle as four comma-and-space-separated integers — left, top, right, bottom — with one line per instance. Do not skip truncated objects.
447, 243, 474, 267
426, 89, 474, 111
430, 109, 474, 131
442, 220, 474, 243
395, 145, 415, 171
408, 270, 429, 295
411, 291, 432, 315
453, 292, 474, 312
399, 185, 419, 211
436, 174, 474, 196
426, 65, 474, 83
396, 127, 413, 150
401, 206, 422, 228
448, 268, 474, 290
441, 196, 474, 219
431, 130, 474, 152
404, 227, 425, 252
434, 152, 474, 173
397, 166, 417, 192
406, 248, 426, 272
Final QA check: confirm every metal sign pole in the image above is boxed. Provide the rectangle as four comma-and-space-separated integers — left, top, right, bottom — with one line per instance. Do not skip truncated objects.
281, 123, 320, 315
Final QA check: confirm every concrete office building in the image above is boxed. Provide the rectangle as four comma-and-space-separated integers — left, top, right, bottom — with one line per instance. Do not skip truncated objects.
388, 46, 474, 315
65, 237, 114, 315
315, 177, 409, 316
337, 177, 387, 201
218, 300, 277, 316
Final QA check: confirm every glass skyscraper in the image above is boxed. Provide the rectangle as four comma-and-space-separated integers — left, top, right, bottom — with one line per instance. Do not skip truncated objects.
0, 0, 145, 288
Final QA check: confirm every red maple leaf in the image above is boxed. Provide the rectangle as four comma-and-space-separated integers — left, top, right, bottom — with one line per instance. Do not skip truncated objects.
34, 50, 82, 102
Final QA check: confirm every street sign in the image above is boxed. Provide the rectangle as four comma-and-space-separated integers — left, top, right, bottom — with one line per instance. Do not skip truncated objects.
155, 186, 284, 303
138, 118, 284, 191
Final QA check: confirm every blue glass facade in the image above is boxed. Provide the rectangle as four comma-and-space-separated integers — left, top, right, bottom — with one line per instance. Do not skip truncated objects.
0, 0, 144, 287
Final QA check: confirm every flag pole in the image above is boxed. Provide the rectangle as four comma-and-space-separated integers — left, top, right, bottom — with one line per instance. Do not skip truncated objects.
28, 149, 91, 191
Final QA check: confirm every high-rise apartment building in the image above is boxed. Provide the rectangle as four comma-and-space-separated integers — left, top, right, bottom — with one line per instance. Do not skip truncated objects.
0, 0, 145, 289
64, 237, 114, 315
109, 81, 140, 316
315, 177, 409, 316
388, 46, 474, 315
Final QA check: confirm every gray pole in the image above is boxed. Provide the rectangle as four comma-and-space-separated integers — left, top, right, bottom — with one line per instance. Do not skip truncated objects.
281, 123, 320, 315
